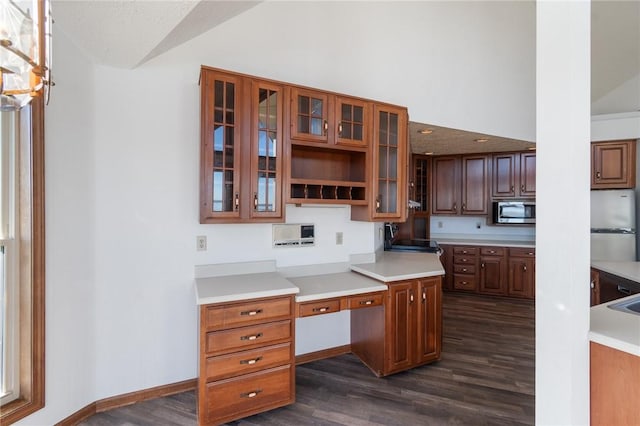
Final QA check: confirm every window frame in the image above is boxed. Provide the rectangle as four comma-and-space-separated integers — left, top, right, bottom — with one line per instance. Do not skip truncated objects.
0, 96, 45, 424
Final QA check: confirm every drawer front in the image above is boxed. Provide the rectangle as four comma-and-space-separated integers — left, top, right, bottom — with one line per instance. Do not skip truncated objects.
454, 255, 476, 265
453, 274, 477, 291
347, 292, 384, 309
453, 247, 477, 256
205, 365, 293, 424
453, 264, 476, 274
205, 297, 293, 331
204, 342, 292, 382
480, 247, 505, 256
298, 298, 341, 317
509, 247, 535, 257
206, 320, 291, 356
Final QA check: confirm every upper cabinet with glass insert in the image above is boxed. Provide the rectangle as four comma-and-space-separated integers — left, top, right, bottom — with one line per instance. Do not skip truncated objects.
200, 67, 284, 223
290, 89, 370, 148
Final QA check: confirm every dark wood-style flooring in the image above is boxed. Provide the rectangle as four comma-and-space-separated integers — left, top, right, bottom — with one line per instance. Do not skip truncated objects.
79, 292, 535, 425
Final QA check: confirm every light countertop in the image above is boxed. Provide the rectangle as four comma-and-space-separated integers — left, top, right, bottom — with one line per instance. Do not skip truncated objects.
591, 260, 640, 282
289, 272, 388, 302
195, 272, 299, 305
350, 251, 445, 282
589, 293, 640, 356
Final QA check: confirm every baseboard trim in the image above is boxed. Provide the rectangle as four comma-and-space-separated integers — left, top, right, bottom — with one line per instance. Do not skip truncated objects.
295, 345, 351, 365
55, 378, 197, 426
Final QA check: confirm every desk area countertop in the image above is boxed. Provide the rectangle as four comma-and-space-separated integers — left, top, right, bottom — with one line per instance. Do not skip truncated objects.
195, 272, 299, 305
350, 252, 444, 282
590, 294, 640, 356
289, 272, 388, 302
591, 260, 640, 283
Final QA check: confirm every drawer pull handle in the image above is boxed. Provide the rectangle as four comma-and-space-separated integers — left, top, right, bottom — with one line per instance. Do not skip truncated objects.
241, 389, 263, 398
617, 285, 631, 295
240, 356, 263, 365
359, 300, 374, 305
422, 291, 426, 302
462, 268, 467, 272
240, 333, 263, 341
312, 306, 331, 313
240, 309, 263, 316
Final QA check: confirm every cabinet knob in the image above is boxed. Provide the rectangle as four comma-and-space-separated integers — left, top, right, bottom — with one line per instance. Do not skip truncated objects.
234, 193, 239, 210
596, 171, 601, 179
511, 185, 515, 192
376, 196, 381, 212
323, 120, 328, 135
461, 203, 466, 212
253, 193, 258, 210
452, 202, 457, 212
590, 280, 595, 289
481, 262, 485, 268
521, 184, 525, 192
523, 265, 527, 272
338, 122, 343, 136
410, 291, 414, 303
422, 291, 426, 302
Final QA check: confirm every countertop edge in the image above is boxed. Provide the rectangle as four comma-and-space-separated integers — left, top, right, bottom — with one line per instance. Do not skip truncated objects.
588, 330, 640, 357
296, 284, 388, 302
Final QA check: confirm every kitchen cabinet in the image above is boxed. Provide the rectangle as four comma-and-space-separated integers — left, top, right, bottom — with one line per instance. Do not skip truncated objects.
507, 247, 535, 299
452, 246, 479, 292
590, 342, 640, 426
198, 295, 295, 425
350, 276, 442, 377
431, 155, 489, 216
352, 104, 408, 222
491, 152, 536, 199
200, 68, 284, 223
479, 247, 507, 296
593, 269, 640, 304
590, 268, 600, 307
591, 140, 636, 189
290, 89, 370, 148
397, 155, 430, 240
441, 244, 535, 300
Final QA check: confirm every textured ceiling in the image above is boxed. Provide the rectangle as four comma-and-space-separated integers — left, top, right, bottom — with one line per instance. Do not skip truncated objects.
51, 0, 639, 154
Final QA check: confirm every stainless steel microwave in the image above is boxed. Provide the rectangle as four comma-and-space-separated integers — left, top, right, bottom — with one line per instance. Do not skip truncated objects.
493, 201, 535, 224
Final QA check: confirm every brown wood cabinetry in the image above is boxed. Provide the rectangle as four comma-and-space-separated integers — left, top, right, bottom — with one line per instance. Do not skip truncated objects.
591, 140, 636, 189
479, 247, 507, 295
431, 155, 489, 216
590, 268, 600, 307
492, 152, 536, 199
441, 244, 535, 300
351, 276, 442, 377
198, 295, 295, 425
507, 247, 535, 299
200, 68, 285, 223
593, 269, 640, 305
590, 342, 640, 426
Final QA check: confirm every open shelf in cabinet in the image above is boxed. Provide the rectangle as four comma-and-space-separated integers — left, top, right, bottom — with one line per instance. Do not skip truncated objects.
288, 145, 368, 204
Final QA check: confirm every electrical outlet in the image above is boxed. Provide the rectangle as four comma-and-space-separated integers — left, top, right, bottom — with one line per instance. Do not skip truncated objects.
336, 232, 343, 245
476, 222, 482, 229
196, 235, 207, 251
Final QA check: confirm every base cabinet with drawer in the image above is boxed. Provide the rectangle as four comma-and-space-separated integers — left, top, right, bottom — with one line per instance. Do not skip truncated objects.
198, 295, 295, 425
351, 276, 443, 377
440, 244, 535, 300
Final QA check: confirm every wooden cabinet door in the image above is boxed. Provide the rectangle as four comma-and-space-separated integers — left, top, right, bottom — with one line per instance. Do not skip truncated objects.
519, 152, 536, 197
386, 281, 414, 374
461, 155, 488, 215
250, 80, 284, 220
200, 70, 243, 222
492, 154, 517, 198
290, 87, 330, 143
479, 256, 507, 295
508, 257, 534, 298
335, 96, 369, 147
371, 104, 407, 221
590, 268, 600, 307
439, 245, 454, 291
432, 156, 460, 215
591, 140, 636, 189
416, 278, 442, 364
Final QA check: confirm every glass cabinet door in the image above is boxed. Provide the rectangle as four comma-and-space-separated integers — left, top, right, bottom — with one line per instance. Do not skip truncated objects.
251, 81, 282, 219
373, 105, 407, 220
200, 71, 241, 222
290, 87, 329, 143
335, 96, 369, 147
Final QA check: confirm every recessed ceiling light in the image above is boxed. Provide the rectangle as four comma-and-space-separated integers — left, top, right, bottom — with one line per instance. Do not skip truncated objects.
474, 138, 489, 143
418, 129, 433, 135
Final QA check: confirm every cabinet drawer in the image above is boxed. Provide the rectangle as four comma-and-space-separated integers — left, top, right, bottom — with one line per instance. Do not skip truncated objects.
453, 247, 477, 255
204, 342, 292, 382
297, 298, 341, 317
204, 297, 293, 331
347, 292, 384, 309
204, 365, 293, 424
453, 265, 476, 274
205, 320, 291, 356
480, 247, 505, 256
453, 274, 477, 291
454, 255, 476, 265
509, 247, 535, 257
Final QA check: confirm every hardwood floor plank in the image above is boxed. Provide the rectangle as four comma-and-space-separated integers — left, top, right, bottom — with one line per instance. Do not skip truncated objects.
79, 292, 534, 426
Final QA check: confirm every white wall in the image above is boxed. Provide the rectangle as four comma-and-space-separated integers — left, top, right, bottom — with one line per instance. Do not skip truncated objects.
430, 216, 536, 240
536, 2, 591, 424
18, 1, 541, 424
